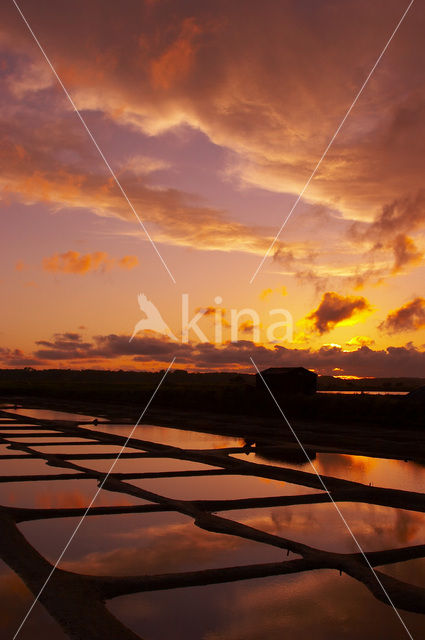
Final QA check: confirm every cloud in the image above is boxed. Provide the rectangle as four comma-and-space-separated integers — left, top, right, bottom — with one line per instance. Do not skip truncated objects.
121, 154, 170, 176
42, 251, 139, 274
1, 0, 424, 275
391, 234, 423, 273
0, 60, 273, 257
117, 255, 139, 270
345, 335, 375, 348
15, 260, 28, 272
0, 347, 41, 367
194, 307, 230, 328
2, 330, 424, 377
347, 193, 425, 283
195, 306, 216, 317
0, 117, 272, 254
259, 288, 273, 300
239, 320, 258, 334
364, 191, 425, 240
379, 297, 425, 333
150, 17, 204, 90
258, 287, 287, 300
34, 332, 95, 360
306, 292, 372, 335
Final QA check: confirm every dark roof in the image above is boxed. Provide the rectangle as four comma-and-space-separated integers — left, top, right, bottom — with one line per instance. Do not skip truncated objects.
259, 367, 317, 377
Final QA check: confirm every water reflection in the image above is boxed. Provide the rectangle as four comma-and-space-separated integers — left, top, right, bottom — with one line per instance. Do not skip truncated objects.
225, 503, 425, 552
0, 459, 77, 476
81, 423, 244, 449
318, 390, 408, 395
1, 412, 424, 640
78, 457, 219, 474
381, 558, 425, 588
0, 445, 29, 456
4, 408, 101, 421
0, 479, 146, 508
0, 559, 67, 640
108, 569, 424, 640
131, 475, 321, 501
0, 429, 61, 435
5, 436, 99, 444
233, 450, 425, 492
20, 512, 284, 577
31, 444, 145, 455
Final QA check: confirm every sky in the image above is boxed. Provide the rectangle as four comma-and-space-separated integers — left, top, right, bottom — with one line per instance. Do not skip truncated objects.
1, 0, 425, 376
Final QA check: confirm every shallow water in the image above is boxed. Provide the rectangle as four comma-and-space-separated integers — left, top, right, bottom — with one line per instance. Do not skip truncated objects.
318, 390, 408, 395
77, 456, 219, 474
225, 502, 425, 553
0, 444, 29, 456
3, 408, 101, 421
232, 450, 425, 493
0, 478, 147, 508
0, 408, 424, 640
0, 429, 61, 434
5, 436, 99, 444
0, 559, 67, 640
80, 423, 244, 449
107, 569, 425, 640
31, 444, 145, 455
20, 511, 285, 576
131, 474, 321, 501
0, 458, 78, 476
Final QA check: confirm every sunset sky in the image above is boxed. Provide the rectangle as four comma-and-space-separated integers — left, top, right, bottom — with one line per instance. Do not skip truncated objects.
1, 0, 425, 375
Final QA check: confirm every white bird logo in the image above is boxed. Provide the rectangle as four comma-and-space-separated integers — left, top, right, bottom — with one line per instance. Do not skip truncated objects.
130, 293, 177, 342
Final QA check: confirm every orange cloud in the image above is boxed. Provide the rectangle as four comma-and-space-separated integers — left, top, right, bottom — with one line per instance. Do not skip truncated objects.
307, 292, 372, 335
259, 286, 288, 300
151, 17, 203, 90
1, 0, 423, 229
195, 307, 230, 328
1, 0, 424, 286
345, 335, 375, 348
0, 133, 271, 255
239, 320, 259, 335
379, 297, 425, 333
15, 260, 27, 272
259, 288, 273, 300
118, 255, 139, 270
42, 251, 138, 274
391, 234, 423, 273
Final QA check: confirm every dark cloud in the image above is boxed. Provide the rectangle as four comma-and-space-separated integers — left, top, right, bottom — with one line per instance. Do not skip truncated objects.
348, 193, 425, 283
368, 190, 425, 239
391, 234, 423, 273
0, 0, 424, 293
34, 332, 95, 360
2, 331, 424, 377
0, 347, 42, 367
379, 297, 425, 333
1, 0, 424, 264
306, 292, 371, 335
273, 243, 326, 291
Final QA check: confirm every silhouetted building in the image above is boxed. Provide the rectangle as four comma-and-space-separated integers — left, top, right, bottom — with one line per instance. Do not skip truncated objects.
256, 367, 317, 395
